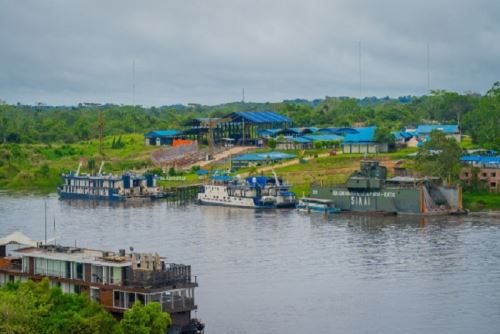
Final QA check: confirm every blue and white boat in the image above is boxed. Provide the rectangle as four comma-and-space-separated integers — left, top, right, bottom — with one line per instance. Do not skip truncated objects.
296, 197, 340, 214
197, 172, 296, 209
58, 162, 164, 201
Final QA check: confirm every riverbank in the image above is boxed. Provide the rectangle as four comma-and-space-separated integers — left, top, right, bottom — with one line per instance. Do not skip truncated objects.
1, 141, 498, 211
0, 134, 156, 192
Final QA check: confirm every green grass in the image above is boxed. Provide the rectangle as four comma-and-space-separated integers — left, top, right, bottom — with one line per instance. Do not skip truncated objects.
463, 190, 500, 212
0, 134, 158, 192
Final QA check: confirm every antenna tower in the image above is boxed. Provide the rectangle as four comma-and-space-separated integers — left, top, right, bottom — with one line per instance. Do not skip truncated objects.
426, 43, 431, 92
132, 59, 136, 106
358, 41, 362, 98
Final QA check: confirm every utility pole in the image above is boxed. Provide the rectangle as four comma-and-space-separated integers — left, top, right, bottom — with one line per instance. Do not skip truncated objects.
358, 41, 362, 98
98, 110, 104, 156
44, 200, 47, 246
242, 88, 245, 103
426, 43, 431, 93
132, 59, 136, 106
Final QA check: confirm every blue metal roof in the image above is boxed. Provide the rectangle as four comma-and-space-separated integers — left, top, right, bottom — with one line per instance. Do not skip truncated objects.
302, 134, 344, 142
257, 128, 282, 136
288, 127, 319, 134
144, 130, 181, 138
232, 151, 296, 161
415, 124, 459, 135
318, 127, 359, 135
291, 137, 312, 143
343, 127, 376, 143
460, 156, 500, 164
230, 111, 291, 123
392, 131, 414, 140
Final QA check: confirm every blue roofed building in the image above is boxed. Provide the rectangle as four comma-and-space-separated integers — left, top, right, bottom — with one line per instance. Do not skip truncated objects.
231, 151, 297, 168
144, 130, 183, 146
183, 111, 292, 146
460, 155, 500, 192
413, 124, 461, 142
341, 127, 389, 154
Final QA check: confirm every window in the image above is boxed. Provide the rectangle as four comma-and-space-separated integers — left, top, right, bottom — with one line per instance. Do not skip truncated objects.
491, 182, 497, 188
114, 291, 125, 308
127, 292, 136, 308
492, 173, 496, 177
76, 263, 83, 280
90, 287, 100, 302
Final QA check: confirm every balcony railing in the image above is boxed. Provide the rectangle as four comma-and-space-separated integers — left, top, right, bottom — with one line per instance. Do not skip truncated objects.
162, 296, 196, 312
0, 262, 23, 272
123, 264, 193, 288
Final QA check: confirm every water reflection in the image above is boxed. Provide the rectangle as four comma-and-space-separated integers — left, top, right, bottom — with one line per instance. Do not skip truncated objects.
0, 194, 500, 333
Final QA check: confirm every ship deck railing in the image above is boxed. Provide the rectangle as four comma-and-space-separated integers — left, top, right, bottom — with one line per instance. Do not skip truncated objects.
124, 264, 195, 288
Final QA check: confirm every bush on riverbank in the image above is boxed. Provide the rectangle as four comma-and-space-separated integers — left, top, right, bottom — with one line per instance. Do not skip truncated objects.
463, 190, 500, 212
0, 279, 171, 334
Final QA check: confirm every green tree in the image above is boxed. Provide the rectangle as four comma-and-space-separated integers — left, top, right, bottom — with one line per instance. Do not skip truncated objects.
0, 279, 117, 334
462, 82, 500, 150
416, 130, 463, 184
118, 302, 171, 334
268, 138, 277, 151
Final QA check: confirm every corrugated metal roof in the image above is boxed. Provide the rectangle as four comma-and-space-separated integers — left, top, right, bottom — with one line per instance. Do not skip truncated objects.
302, 134, 344, 142
343, 127, 377, 143
318, 127, 359, 135
392, 131, 414, 140
230, 111, 291, 123
257, 128, 282, 136
460, 155, 500, 164
232, 151, 296, 161
416, 124, 459, 135
291, 137, 312, 143
144, 130, 181, 138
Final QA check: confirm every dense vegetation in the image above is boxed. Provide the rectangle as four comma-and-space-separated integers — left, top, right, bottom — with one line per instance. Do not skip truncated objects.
1, 82, 499, 150
0, 279, 171, 334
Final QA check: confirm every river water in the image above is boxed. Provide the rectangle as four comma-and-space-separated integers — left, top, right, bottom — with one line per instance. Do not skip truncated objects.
1, 192, 499, 334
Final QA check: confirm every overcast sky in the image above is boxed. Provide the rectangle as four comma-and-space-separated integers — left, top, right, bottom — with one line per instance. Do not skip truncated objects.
0, 0, 499, 106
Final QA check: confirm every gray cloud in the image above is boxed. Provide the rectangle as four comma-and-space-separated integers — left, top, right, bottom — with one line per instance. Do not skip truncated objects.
0, 0, 499, 105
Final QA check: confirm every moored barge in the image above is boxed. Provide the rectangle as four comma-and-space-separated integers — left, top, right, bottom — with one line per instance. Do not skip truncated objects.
58, 164, 165, 201
310, 160, 464, 215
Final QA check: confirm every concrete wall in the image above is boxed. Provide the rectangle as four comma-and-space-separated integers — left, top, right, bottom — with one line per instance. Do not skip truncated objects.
342, 143, 389, 154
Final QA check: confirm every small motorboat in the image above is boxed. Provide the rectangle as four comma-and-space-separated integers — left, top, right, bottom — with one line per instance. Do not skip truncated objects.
296, 197, 340, 215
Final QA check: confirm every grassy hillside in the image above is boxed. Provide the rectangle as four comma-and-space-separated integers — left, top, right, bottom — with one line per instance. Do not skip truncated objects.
0, 134, 157, 192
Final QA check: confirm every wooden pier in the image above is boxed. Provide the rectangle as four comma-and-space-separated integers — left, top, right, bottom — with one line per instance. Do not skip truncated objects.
161, 184, 203, 203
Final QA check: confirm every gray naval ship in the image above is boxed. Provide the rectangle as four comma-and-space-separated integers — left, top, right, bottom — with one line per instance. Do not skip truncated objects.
310, 160, 464, 215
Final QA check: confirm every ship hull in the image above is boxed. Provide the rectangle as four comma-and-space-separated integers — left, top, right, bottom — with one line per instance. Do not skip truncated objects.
198, 199, 275, 209
310, 186, 422, 214
58, 190, 156, 202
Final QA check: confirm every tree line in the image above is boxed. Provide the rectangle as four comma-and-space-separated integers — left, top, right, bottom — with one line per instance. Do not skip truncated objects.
0, 82, 499, 150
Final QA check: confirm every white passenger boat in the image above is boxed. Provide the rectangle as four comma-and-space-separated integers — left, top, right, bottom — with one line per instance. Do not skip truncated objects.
197, 173, 296, 209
